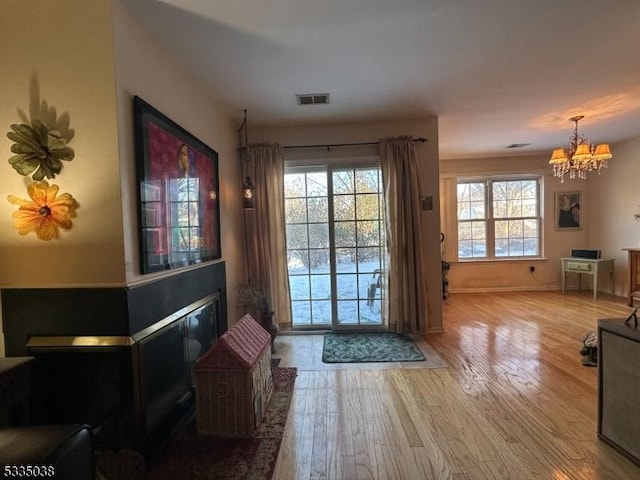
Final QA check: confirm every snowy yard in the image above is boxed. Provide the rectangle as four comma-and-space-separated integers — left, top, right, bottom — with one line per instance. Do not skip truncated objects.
288, 260, 384, 326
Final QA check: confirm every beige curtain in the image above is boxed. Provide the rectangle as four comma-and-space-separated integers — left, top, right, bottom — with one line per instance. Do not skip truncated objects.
244, 143, 292, 326
379, 136, 430, 334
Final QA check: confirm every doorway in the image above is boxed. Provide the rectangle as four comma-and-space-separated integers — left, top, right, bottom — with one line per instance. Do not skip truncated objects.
284, 165, 387, 330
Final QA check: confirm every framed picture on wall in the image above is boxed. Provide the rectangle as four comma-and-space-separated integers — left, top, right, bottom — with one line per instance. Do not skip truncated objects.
555, 191, 582, 230
133, 96, 221, 274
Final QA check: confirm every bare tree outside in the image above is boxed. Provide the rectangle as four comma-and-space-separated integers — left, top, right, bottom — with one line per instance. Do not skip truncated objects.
457, 178, 540, 259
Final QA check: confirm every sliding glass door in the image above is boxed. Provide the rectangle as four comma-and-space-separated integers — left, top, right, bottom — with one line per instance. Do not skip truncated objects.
284, 165, 386, 330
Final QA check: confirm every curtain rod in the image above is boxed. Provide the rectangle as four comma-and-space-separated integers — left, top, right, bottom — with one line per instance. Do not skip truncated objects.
282, 136, 428, 150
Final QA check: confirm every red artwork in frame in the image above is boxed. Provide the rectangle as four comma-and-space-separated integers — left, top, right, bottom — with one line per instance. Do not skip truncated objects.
133, 96, 221, 274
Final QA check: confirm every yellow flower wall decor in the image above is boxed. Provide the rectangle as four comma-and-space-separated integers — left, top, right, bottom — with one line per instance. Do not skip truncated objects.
7, 181, 78, 241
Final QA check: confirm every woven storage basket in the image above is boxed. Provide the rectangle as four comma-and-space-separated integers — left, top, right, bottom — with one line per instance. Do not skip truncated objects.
194, 314, 273, 437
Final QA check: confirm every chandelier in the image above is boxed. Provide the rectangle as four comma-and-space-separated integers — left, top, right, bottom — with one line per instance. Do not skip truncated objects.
549, 115, 612, 183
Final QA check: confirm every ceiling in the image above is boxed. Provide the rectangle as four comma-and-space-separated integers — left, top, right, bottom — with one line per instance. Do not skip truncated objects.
125, 0, 640, 159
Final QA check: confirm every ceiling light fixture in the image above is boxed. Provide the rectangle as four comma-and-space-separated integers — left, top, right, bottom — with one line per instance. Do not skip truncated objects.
549, 115, 612, 183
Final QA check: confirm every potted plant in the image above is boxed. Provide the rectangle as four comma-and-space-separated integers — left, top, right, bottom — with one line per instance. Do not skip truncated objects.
236, 281, 278, 352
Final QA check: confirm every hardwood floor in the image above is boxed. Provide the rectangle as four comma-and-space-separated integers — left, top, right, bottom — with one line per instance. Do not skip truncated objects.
272, 291, 640, 480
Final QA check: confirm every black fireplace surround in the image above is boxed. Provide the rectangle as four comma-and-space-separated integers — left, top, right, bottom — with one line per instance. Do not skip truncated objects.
1, 261, 227, 458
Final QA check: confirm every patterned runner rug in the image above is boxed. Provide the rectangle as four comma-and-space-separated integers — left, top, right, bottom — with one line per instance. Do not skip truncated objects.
146, 367, 297, 480
322, 332, 426, 363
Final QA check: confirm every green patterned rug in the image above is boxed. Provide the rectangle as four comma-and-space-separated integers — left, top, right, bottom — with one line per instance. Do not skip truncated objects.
322, 332, 426, 363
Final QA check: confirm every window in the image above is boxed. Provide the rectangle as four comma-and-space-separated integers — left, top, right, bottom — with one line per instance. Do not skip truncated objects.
457, 177, 541, 259
167, 177, 202, 266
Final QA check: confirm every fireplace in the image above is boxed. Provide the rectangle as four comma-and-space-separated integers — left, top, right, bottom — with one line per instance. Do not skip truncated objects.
1, 261, 227, 455
131, 292, 224, 443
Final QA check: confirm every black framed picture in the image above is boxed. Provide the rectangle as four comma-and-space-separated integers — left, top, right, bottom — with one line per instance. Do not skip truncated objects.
133, 96, 221, 274
555, 191, 582, 230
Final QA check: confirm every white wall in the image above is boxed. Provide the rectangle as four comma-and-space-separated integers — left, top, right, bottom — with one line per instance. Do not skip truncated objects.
252, 118, 443, 332
0, 0, 125, 288
0, 0, 246, 357
589, 134, 640, 299
112, 0, 245, 313
440, 153, 594, 292
440, 137, 640, 298
0, 0, 125, 356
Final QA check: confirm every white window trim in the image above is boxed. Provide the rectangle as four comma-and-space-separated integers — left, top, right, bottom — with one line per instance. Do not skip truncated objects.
455, 175, 543, 262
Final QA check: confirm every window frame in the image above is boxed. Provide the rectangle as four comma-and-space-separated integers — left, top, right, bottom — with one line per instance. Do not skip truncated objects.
456, 175, 542, 261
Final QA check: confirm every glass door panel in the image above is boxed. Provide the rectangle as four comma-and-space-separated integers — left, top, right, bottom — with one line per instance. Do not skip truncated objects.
285, 165, 386, 330
332, 167, 385, 330
285, 169, 331, 328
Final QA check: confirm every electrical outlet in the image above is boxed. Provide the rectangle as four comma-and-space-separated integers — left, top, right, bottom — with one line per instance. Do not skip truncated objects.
529, 265, 535, 273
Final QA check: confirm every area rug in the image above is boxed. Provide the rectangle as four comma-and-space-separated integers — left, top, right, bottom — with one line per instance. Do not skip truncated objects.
322, 332, 426, 363
146, 367, 297, 480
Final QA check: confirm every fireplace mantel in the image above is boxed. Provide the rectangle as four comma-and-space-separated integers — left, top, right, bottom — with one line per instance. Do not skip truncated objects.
1, 261, 227, 455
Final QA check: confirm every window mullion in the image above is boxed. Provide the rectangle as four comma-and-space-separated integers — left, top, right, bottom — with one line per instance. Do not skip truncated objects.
486, 179, 494, 259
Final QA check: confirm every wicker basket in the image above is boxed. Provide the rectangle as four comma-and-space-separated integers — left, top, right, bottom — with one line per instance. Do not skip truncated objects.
194, 314, 273, 437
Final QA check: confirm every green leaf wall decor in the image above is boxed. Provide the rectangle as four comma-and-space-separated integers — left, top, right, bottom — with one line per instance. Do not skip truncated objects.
6, 119, 74, 180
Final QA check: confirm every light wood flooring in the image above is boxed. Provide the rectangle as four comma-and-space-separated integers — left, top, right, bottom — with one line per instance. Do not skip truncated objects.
271, 291, 640, 480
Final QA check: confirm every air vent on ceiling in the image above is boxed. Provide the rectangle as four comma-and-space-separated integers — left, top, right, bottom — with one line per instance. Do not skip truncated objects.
505, 143, 531, 149
296, 93, 330, 106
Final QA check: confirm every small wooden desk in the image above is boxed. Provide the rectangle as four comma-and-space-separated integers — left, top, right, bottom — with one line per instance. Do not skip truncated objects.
561, 257, 615, 299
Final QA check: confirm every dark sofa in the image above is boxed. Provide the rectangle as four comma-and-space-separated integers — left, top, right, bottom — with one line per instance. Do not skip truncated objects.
0, 424, 94, 480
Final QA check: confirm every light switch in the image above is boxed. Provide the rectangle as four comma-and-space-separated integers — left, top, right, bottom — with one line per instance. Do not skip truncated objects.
421, 196, 433, 210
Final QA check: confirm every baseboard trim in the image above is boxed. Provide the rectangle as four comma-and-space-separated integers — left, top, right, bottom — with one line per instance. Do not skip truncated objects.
448, 285, 559, 294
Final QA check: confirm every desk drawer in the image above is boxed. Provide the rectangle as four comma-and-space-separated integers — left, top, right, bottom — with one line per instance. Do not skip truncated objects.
567, 261, 592, 272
